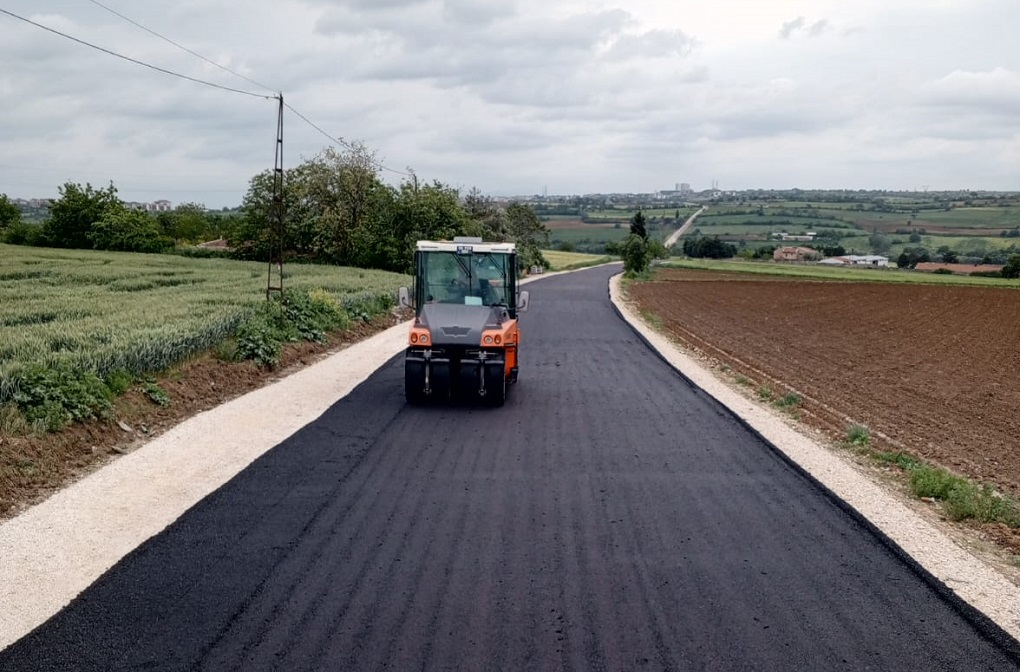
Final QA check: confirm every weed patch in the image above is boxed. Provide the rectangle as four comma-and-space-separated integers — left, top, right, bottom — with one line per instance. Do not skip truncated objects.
910, 466, 1020, 526
142, 382, 171, 407
846, 424, 871, 447
774, 392, 802, 410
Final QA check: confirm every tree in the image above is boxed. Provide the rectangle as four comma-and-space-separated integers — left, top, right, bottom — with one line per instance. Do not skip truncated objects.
88, 209, 173, 253
941, 250, 959, 264
43, 182, 122, 249
683, 236, 737, 259
622, 234, 651, 276
897, 246, 930, 269
868, 232, 891, 255
0, 194, 20, 231
157, 202, 210, 244
630, 210, 648, 240
504, 203, 549, 271
1002, 255, 1020, 279
384, 178, 468, 272
305, 143, 387, 265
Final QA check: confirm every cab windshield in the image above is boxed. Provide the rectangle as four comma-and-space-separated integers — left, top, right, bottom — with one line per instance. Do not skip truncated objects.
420, 251, 510, 307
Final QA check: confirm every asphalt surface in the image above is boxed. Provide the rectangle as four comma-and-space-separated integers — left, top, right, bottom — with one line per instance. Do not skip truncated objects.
3, 264, 1019, 671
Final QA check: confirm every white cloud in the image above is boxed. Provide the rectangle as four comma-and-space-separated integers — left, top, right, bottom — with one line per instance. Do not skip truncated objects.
1, 0, 1019, 205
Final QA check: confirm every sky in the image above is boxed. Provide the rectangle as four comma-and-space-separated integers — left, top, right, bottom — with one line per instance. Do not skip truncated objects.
2, 0, 1019, 208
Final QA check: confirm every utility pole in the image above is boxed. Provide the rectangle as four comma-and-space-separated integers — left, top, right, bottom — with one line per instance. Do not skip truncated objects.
266, 94, 285, 302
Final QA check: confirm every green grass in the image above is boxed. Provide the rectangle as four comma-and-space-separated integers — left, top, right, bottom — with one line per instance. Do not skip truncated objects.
585, 207, 698, 221
547, 226, 632, 245
0, 244, 409, 405
659, 258, 1020, 288
541, 250, 614, 271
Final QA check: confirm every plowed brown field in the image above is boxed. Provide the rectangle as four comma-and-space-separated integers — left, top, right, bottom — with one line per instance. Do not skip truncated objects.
628, 268, 1020, 498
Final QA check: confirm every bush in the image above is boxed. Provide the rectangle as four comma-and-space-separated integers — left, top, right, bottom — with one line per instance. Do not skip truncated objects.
234, 313, 284, 368
104, 369, 135, 396
3, 221, 44, 246
11, 362, 114, 431
232, 288, 362, 367
1003, 255, 1020, 279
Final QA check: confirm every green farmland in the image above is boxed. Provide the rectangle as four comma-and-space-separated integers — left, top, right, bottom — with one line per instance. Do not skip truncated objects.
0, 245, 409, 403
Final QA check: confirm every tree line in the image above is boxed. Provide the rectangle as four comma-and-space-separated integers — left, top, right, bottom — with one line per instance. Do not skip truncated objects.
0, 143, 549, 275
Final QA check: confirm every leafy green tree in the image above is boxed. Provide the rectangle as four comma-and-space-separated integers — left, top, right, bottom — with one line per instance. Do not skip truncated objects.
43, 182, 122, 248
233, 162, 326, 261
303, 143, 388, 265
868, 232, 891, 255
504, 203, 549, 271
88, 209, 173, 253
0, 194, 20, 231
1002, 255, 1020, 279
683, 236, 737, 259
622, 234, 651, 276
941, 250, 959, 264
157, 202, 209, 244
630, 210, 648, 240
383, 178, 467, 272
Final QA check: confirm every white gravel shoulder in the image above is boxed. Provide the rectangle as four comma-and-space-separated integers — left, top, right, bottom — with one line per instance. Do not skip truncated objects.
610, 273, 1020, 642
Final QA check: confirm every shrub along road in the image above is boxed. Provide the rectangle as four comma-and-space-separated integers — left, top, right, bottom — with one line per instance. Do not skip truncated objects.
2, 265, 1019, 670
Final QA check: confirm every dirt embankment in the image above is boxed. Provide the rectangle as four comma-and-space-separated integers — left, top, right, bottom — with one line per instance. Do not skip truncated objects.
0, 314, 404, 519
628, 269, 1020, 499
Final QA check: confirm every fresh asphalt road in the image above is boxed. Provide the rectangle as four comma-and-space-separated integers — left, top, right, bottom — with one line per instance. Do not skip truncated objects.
3, 264, 1019, 672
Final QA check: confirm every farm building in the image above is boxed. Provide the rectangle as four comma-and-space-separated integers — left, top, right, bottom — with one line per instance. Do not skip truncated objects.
819, 255, 889, 268
773, 246, 821, 262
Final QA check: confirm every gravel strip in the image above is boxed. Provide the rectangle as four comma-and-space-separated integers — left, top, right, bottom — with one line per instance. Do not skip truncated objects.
610, 273, 1020, 642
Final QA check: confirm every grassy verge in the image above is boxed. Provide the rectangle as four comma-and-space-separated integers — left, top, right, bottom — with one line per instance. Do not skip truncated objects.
857, 441, 1020, 528
541, 250, 615, 271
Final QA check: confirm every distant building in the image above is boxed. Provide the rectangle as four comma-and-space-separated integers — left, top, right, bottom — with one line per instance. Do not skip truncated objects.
777, 232, 816, 242
126, 200, 174, 212
819, 255, 889, 268
773, 246, 821, 262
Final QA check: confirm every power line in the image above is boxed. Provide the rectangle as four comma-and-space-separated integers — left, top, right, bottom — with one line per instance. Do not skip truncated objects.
81, 0, 278, 95
74, 1, 409, 178
2, 6, 412, 179
0, 7, 276, 100
284, 102, 411, 177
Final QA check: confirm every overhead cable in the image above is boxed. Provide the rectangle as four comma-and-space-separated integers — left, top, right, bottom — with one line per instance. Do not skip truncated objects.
284, 102, 411, 177
82, 0, 278, 95
0, 7, 276, 100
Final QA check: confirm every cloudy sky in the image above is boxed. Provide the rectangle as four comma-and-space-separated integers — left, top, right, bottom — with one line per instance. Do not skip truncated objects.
2, 0, 1019, 207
